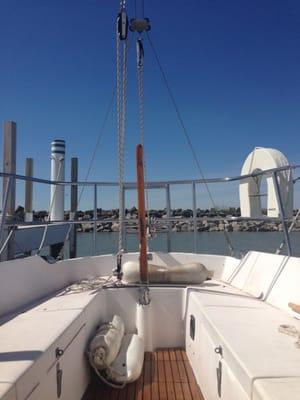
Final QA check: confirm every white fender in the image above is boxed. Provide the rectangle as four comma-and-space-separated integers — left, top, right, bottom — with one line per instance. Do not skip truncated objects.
239, 147, 293, 218
122, 261, 213, 284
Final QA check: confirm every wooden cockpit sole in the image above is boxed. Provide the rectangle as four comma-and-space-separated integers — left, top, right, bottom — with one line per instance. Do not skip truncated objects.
83, 348, 204, 400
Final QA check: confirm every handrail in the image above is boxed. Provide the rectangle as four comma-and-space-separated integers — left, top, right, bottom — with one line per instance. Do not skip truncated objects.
2, 215, 298, 227
0, 163, 299, 187
1, 163, 299, 258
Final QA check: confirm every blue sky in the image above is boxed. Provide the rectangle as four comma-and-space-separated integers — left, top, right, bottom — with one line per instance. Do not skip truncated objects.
0, 0, 300, 210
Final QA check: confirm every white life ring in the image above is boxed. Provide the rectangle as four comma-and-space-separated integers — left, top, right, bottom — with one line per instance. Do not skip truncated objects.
239, 147, 293, 218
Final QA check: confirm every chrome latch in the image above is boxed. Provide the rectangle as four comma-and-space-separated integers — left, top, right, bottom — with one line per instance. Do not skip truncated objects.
214, 345, 223, 356
55, 347, 64, 358
216, 361, 222, 397
56, 362, 63, 398
190, 315, 196, 340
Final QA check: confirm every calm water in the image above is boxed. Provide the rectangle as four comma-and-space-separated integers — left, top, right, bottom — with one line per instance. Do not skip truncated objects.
75, 231, 300, 257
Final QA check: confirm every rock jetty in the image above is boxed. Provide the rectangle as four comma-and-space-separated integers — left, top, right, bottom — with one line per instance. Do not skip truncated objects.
71, 207, 300, 233
12, 206, 300, 233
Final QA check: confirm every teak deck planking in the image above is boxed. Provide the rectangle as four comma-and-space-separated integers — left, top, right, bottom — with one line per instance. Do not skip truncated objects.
83, 348, 205, 400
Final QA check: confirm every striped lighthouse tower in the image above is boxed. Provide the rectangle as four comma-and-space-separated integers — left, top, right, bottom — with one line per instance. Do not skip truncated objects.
50, 140, 65, 222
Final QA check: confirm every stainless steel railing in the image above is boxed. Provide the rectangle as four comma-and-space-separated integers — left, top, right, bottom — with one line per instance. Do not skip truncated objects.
1, 163, 299, 258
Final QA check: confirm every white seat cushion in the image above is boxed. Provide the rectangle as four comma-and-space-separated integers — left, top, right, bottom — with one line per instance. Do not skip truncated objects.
0, 308, 85, 398
230, 251, 287, 298
253, 377, 300, 400
0, 383, 16, 400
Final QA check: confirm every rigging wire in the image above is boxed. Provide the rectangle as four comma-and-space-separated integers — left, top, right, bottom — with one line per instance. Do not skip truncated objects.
53, 92, 114, 260
0, 229, 14, 256
276, 207, 300, 254
77, 92, 115, 206
146, 32, 235, 256
134, 0, 144, 18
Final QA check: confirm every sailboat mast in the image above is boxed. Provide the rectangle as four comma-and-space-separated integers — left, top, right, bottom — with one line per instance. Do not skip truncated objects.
136, 144, 148, 282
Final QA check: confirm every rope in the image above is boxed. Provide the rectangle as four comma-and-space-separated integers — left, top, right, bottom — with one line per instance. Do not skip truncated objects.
0, 228, 14, 256
92, 366, 126, 390
137, 40, 145, 148
117, 21, 129, 253
136, 38, 151, 239
146, 33, 235, 256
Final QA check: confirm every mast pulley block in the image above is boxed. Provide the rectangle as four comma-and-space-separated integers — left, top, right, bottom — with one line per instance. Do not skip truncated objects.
136, 38, 144, 68
130, 18, 151, 34
117, 10, 129, 41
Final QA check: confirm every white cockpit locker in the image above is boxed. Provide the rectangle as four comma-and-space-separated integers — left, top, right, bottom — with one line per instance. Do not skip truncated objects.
186, 291, 300, 400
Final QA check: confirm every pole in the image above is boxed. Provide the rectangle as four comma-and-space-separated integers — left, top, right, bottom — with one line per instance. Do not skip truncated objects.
25, 158, 33, 222
136, 144, 148, 283
192, 181, 197, 253
93, 184, 97, 256
70, 157, 78, 258
121, 184, 126, 250
273, 171, 292, 256
166, 184, 171, 252
50, 139, 65, 258
1, 121, 16, 260
0, 178, 13, 260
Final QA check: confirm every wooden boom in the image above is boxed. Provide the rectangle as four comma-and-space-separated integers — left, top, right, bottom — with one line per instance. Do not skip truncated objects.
136, 144, 148, 283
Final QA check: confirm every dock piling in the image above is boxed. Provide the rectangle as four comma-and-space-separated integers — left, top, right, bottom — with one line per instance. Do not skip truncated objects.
70, 157, 78, 258
1, 121, 16, 261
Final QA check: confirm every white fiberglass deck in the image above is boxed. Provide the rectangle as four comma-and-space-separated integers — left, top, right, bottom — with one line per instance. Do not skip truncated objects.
1, 251, 300, 399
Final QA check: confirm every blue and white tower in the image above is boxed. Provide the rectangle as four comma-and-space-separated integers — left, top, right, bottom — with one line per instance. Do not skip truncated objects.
50, 140, 65, 221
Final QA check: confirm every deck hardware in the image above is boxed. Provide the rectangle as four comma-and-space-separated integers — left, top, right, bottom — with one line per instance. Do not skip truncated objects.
55, 347, 64, 358
56, 362, 63, 398
117, 9, 129, 41
138, 286, 151, 305
257, 291, 264, 299
114, 249, 124, 280
216, 361, 222, 397
129, 18, 151, 33
190, 315, 195, 340
214, 346, 222, 356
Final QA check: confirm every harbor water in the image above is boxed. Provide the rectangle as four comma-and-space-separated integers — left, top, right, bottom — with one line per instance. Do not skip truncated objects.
75, 231, 300, 258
